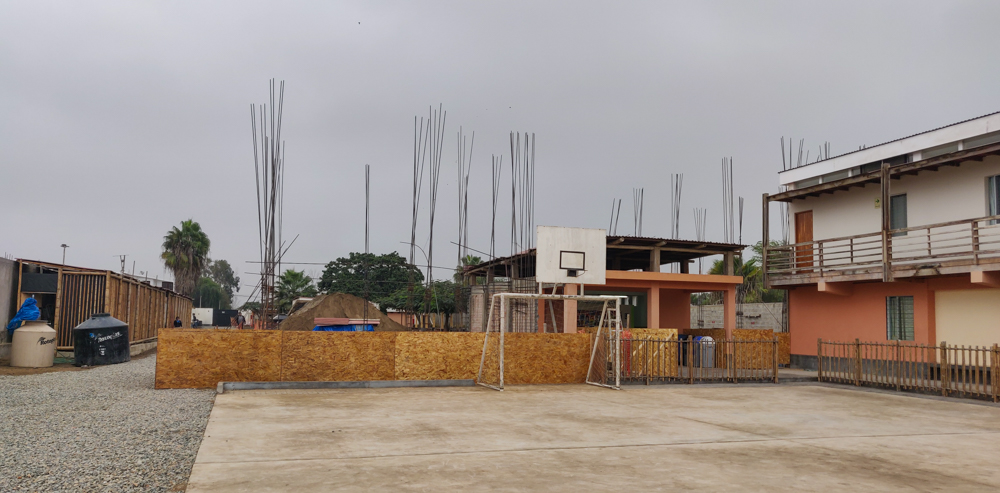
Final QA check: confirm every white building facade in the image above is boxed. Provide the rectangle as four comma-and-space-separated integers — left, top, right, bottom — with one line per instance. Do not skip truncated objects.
763, 112, 1000, 366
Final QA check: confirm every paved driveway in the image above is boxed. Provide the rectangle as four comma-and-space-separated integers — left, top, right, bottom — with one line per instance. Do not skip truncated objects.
187, 384, 1000, 492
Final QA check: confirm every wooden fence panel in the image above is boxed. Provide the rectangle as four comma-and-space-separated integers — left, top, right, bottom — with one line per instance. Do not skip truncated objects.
819, 339, 997, 401
281, 332, 397, 382
56, 273, 106, 347
394, 332, 485, 380
155, 329, 282, 389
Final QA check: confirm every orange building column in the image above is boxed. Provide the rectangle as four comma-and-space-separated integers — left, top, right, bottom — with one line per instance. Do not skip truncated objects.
563, 283, 578, 333
724, 286, 736, 339
647, 284, 660, 329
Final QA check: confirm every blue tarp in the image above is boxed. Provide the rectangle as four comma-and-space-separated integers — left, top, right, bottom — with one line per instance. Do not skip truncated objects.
6, 298, 40, 331
312, 324, 375, 332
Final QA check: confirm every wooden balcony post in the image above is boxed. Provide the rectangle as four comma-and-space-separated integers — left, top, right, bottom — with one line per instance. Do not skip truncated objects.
880, 162, 892, 282
818, 243, 824, 277
972, 221, 980, 265
762, 193, 770, 288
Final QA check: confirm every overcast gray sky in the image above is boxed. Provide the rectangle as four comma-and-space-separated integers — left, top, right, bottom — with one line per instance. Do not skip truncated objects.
3, 1, 1000, 304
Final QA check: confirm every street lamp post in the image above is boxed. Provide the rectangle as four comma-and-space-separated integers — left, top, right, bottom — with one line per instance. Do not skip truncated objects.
60, 244, 69, 265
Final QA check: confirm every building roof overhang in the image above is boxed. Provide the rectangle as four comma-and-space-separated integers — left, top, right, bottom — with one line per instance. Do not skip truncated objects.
768, 141, 1000, 203
463, 237, 745, 278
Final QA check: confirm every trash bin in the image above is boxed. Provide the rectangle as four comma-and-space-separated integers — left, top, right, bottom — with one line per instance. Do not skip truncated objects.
699, 336, 715, 368
10, 320, 57, 368
73, 313, 130, 366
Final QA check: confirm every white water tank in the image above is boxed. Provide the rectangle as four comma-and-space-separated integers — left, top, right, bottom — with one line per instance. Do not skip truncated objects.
10, 320, 58, 368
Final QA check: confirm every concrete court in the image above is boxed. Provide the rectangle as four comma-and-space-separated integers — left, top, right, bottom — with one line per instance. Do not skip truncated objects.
187, 384, 1000, 492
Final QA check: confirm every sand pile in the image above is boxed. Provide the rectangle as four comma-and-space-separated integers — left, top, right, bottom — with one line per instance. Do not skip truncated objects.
280, 293, 408, 332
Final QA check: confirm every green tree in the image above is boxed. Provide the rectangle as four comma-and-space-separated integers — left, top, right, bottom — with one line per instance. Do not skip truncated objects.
205, 259, 240, 301
276, 269, 318, 313
751, 240, 788, 303
240, 301, 261, 316
693, 240, 787, 305
318, 252, 423, 306
454, 254, 483, 282
161, 219, 211, 297
193, 277, 230, 309
382, 280, 458, 326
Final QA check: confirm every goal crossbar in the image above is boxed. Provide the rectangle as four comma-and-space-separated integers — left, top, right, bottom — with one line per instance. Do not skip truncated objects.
476, 292, 626, 391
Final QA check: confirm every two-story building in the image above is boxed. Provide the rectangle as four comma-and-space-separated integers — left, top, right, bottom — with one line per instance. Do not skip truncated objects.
464, 235, 745, 337
763, 112, 1000, 368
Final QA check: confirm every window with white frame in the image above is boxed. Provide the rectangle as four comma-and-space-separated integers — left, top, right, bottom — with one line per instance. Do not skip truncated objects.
886, 296, 914, 341
890, 194, 907, 236
988, 175, 1000, 221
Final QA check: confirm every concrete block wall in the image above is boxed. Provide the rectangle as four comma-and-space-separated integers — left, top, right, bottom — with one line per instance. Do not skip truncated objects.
1, 258, 16, 344
691, 302, 785, 331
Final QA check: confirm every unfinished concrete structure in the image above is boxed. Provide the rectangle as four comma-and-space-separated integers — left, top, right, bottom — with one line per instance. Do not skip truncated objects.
464, 235, 744, 337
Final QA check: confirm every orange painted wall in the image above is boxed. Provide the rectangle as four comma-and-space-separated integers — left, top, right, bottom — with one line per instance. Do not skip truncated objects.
788, 275, 1000, 356
659, 289, 691, 329
591, 272, 739, 330
789, 281, 934, 356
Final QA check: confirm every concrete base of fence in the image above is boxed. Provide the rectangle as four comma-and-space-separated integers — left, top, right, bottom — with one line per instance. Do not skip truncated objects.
790, 354, 818, 371
216, 379, 476, 394
54, 340, 158, 360
130, 341, 157, 357
778, 369, 818, 382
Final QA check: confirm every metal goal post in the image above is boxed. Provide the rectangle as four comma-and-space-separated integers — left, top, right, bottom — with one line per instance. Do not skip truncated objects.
476, 292, 625, 391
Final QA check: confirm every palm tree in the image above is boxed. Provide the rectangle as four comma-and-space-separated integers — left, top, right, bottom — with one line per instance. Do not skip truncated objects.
161, 219, 211, 297
276, 269, 318, 313
701, 241, 787, 304
454, 254, 483, 283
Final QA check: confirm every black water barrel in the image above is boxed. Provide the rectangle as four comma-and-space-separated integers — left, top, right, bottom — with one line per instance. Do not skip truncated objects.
73, 313, 131, 366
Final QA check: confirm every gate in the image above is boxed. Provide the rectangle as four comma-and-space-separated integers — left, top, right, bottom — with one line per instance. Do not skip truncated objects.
620, 337, 780, 384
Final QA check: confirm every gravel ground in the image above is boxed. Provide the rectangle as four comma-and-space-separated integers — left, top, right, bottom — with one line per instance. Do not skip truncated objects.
1, 354, 215, 492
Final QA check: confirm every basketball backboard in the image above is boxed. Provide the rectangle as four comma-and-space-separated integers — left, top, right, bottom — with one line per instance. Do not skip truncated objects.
536, 226, 606, 284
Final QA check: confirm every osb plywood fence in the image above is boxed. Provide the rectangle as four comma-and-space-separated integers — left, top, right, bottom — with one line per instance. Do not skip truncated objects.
155, 329, 592, 389
623, 329, 680, 378
777, 332, 791, 366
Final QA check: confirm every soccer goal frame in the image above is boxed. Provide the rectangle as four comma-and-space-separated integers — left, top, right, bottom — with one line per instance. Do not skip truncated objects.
475, 292, 626, 391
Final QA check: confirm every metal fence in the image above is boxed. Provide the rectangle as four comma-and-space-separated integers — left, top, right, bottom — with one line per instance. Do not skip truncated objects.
618, 337, 779, 384
818, 339, 1000, 401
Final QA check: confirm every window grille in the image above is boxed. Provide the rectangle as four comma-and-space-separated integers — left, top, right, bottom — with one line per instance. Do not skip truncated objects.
886, 296, 914, 341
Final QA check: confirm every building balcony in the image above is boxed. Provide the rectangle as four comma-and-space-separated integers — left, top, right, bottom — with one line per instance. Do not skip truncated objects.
764, 214, 1000, 287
